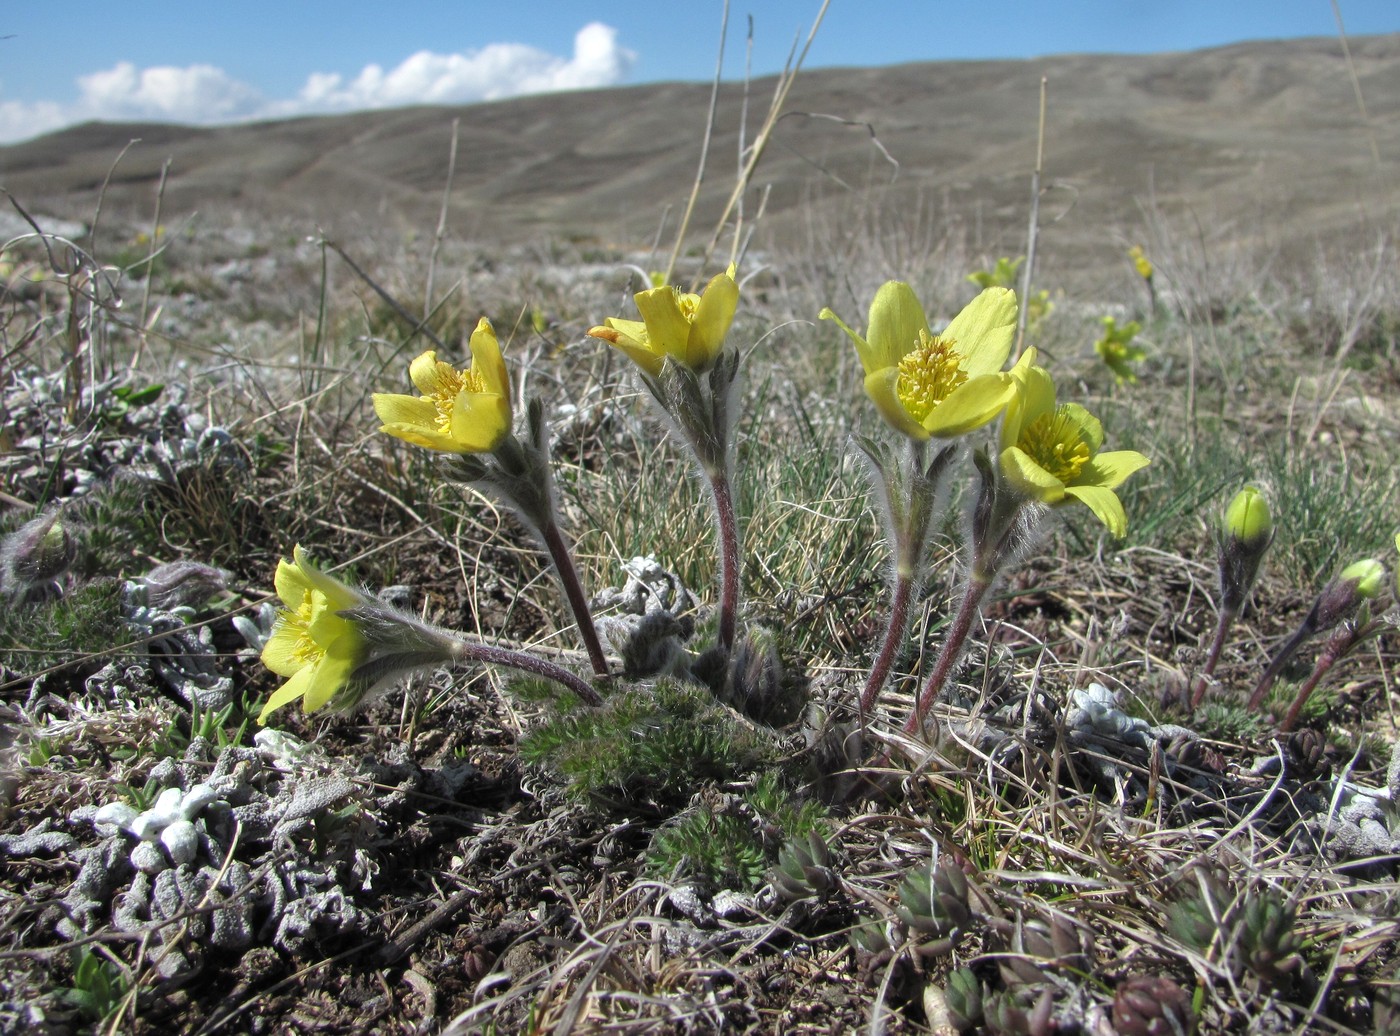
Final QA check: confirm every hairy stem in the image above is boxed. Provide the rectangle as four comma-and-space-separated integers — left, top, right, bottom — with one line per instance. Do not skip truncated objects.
1189, 603, 1238, 709
705, 463, 741, 654
538, 516, 610, 680
451, 637, 602, 706
905, 577, 992, 736
861, 568, 915, 717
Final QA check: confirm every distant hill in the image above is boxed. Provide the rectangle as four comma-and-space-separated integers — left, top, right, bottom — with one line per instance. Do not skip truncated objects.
2, 33, 1396, 287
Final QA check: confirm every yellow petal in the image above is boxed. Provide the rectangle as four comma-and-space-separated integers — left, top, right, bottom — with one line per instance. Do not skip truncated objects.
634, 286, 691, 359
468, 318, 511, 399
863, 368, 929, 440
1078, 450, 1150, 491
1064, 484, 1128, 537
1000, 360, 1055, 453
407, 351, 452, 395
865, 281, 929, 371
292, 546, 362, 611
258, 666, 314, 724
999, 445, 1066, 503
273, 556, 311, 610
1059, 402, 1104, 454
302, 633, 363, 713
373, 392, 439, 432
943, 287, 1017, 378
687, 270, 739, 368
448, 391, 511, 451
260, 614, 308, 677
922, 372, 1016, 438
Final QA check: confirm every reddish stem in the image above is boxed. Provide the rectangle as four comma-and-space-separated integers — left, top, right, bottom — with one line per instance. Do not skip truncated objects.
1189, 605, 1237, 709
904, 577, 992, 737
453, 638, 602, 706
705, 464, 741, 654
861, 569, 915, 717
538, 516, 610, 680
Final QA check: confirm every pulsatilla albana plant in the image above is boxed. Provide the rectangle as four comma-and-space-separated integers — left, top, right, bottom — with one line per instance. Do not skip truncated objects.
821, 282, 1149, 740
588, 267, 744, 655
374, 317, 609, 679
256, 546, 599, 725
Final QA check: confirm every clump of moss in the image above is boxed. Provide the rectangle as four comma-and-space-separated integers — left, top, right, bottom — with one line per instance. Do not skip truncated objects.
520, 676, 776, 812
0, 578, 127, 679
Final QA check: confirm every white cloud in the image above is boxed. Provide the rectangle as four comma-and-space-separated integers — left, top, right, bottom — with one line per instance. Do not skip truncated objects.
294, 23, 635, 112
0, 24, 635, 144
76, 62, 267, 122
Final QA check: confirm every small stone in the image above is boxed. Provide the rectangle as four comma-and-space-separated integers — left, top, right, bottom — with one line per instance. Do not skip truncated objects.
93, 802, 139, 835
130, 841, 168, 874
180, 783, 220, 819
160, 820, 199, 865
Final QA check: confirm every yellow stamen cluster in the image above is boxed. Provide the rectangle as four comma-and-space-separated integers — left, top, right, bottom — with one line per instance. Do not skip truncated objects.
895, 332, 967, 424
430, 368, 486, 431
1021, 408, 1092, 484
674, 288, 701, 323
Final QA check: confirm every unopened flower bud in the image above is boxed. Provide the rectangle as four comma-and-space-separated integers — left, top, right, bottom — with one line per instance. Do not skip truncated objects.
1341, 558, 1385, 600
1224, 486, 1272, 551
1, 509, 76, 600
1219, 486, 1272, 614
1309, 558, 1385, 632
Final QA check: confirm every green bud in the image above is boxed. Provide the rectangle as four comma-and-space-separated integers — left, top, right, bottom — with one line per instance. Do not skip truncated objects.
1340, 558, 1385, 600
1224, 486, 1272, 551
1219, 486, 1273, 615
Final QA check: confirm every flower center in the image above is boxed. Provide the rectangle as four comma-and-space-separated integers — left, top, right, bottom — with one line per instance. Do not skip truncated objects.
896, 332, 967, 423
430, 367, 487, 431
674, 288, 702, 325
1020, 407, 1092, 483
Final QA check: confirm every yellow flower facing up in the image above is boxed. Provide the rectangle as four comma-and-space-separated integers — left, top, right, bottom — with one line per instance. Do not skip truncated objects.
999, 363, 1150, 537
821, 283, 1020, 440
258, 547, 370, 724
587, 266, 739, 377
373, 317, 512, 453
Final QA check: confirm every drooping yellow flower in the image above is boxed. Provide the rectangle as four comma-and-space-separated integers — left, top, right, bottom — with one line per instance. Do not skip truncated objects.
373, 317, 512, 453
820, 283, 1020, 440
587, 266, 739, 376
999, 363, 1150, 537
258, 547, 370, 724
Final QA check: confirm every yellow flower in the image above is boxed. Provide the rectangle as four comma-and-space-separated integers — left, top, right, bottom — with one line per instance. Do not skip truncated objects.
258, 547, 370, 724
1129, 245, 1154, 280
1094, 316, 1147, 384
820, 283, 1020, 440
373, 317, 512, 453
999, 362, 1150, 536
587, 266, 739, 376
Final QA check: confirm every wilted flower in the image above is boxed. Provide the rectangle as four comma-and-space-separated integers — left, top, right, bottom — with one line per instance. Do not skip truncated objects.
373, 318, 512, 453
998, 361, 1150, 536
587, 266, 738, 376
1095, 315, 1147, 383
820, 284, 1020, 440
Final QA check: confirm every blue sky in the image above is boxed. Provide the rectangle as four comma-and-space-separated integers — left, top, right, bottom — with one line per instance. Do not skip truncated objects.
1, 1, 1396, 143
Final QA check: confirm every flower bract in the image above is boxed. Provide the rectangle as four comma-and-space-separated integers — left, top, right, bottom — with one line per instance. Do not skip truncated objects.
373, 318, 512, 453
587, 266, 739, 376
820, 283, 1020, 440
999, 362, 1150, 537
258, 547, 369, 724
